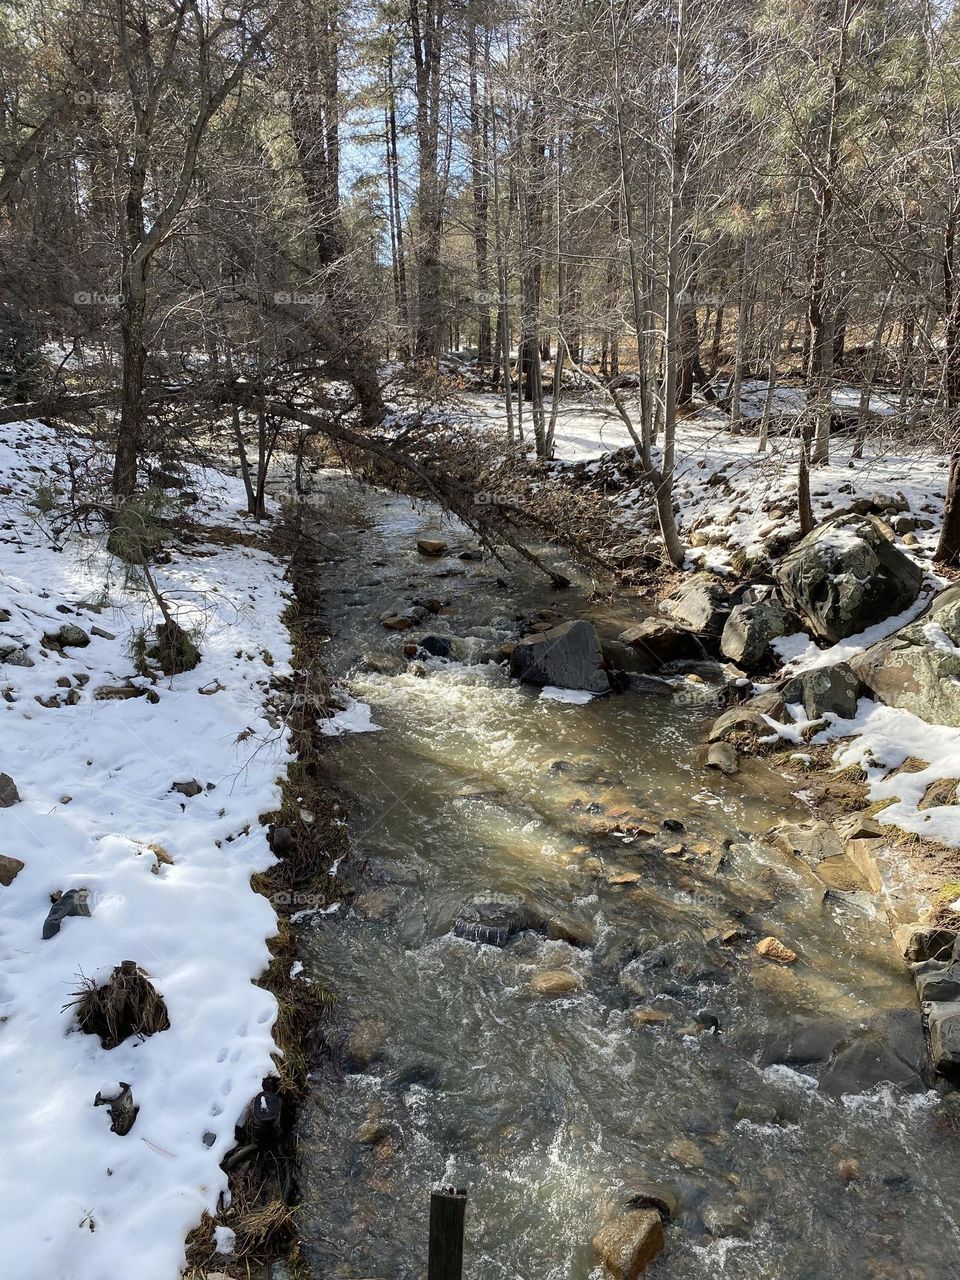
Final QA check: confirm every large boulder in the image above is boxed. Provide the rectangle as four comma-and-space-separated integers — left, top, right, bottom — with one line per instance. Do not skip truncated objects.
848, 586, 960, 728
659, 573, 732, 636
774, 514, 924, 644
778, 662, 860, 720
510, 619, 610, 693
720, 598, 799, 668
618, 617, 705, 666
592, 1209, 664, 1279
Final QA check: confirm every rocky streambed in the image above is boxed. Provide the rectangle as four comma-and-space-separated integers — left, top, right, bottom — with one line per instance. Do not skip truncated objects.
288, 475, 960, 1280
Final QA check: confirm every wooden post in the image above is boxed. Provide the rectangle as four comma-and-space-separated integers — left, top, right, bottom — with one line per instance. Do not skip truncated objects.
428, 1185, 466, 1280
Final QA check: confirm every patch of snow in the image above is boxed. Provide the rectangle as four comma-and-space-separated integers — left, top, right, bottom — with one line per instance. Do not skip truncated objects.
539, 686, 597, 704
320, 697, 383, 735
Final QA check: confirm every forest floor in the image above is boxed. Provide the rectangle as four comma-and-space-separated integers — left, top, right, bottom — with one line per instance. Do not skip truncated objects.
0, 418, 293, 1280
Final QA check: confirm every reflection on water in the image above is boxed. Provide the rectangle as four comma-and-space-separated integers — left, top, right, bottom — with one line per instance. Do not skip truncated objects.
294, 477, 960, 1280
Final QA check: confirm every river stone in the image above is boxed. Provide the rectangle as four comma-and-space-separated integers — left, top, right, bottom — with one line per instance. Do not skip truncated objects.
925, 1001, 960, 1076
703, 1202, 750, 1239
419, 634, 453, 658
660, 573, 732, 636
720, 599, 799, 668
847, 585, 960, 728
510, 620, 610, 693
706, 742, 739, 775
345, 1018, 387, 1071
359, 651, 406, 675
741, 1015, 848, 1067
756, 936, 798, 965
416, 538, 448, 556
774, 514, 923, 644
44, 622, 90, 649
820, 1038, 925, 1097
602, 639, 661, 677
592, 1209, 664, 1279
778, 662, 860, 720
915, 961, 960, 1003
529, 968, 582, 997
0, 854, 24, 886
617, 617, 705, 665
894, 923, 956, 963
0, 646, 32, 666
0, 773, 20, 807
707, 691, 786, 746
623, 1183, 679, 1220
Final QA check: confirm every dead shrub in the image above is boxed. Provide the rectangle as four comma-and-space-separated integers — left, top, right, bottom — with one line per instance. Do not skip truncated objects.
69, 960, 170, 1049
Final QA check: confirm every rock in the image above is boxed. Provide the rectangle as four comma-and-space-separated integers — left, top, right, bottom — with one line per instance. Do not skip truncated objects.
848, 585, 960, 728
774, 514, 924, 643
355, 1116, 391, 1145
0, 647, 32, 666
510, 620, 610, 693
44, 623, 90, 649
894, 923, 956, 963
741, 1016, 848, 1068
419, 634, 453, 658
617, 618, 705, 665
660, 573, 732, 635
778, 662, 860, 720
171, 779, 203, 798
703, 1202, 750, 1239
720, 599, 799, 667
914, 961, 960, 1003
42, 888, 91, 939
529, 969, 582, 997
623, 1183, 679, 1220
453, 898, 592, 949
0, 854, 24, 886
602, 639, 663, 677
345, 1018, 387, 1071
90, 626, 116, 640
707, 691, 786, 746
706, 742, 739, 775
925, 1001, 960, 1076
359, 652, 406, 675
666, 1137, 704, 1168
837, 1158, 860, 1182
0, 773, 21, 807
632, 1008, 670, 1027
820, 1038, 925, 1096
756, 936, 798, 965
417, 538, 448, 556
592, 1209, 664, 1279
381, 614, 415, 631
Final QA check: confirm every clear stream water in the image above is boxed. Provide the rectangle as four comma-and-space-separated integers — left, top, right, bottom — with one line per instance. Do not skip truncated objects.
293, 475, 960, 1280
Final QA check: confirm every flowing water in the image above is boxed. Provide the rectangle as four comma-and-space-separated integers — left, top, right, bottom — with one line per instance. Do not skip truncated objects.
293, 475, 960, 1280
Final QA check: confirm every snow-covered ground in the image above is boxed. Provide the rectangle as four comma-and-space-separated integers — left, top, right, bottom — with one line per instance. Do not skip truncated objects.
0, 420, 291, 1279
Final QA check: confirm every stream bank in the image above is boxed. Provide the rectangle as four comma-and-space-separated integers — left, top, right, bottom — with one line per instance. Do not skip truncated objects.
286, 473, 960, 1280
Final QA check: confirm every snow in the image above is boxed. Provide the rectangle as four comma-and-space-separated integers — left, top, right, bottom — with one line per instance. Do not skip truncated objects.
0, 419, 293, 1279
319, 696, 383, 735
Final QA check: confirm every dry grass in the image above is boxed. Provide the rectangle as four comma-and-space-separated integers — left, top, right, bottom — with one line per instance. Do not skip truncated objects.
69, 961, 170, 1049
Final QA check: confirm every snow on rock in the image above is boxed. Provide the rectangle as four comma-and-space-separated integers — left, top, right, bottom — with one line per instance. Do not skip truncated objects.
0, 419, 292, 1280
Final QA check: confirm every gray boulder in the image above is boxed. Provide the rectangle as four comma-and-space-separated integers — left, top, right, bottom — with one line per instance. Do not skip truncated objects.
510, 619, 610, 693
617, 617, 705, 665
774, 514, 924, 644
926, 1001, 960, 1077
848, 586, 960, 728
778, 662, 860, 720
707, 691, 786, 746
660, 573, 732, 636
720, 599, 799, 668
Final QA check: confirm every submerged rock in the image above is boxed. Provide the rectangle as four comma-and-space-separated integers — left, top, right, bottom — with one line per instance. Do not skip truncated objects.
774, 514, 923, 644
529, 968, 582, 997
453, 898, 592, 949
510, 619, 610, 693
820, 1038, 925, 1097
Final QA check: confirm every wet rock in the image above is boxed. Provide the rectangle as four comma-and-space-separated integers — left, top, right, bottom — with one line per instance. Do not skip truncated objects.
666, 1137, 704, 1168
0, 773, 21, 807
741, 1015, 848, 1068
355, 888, 402, 921
836, 1158, 860, 1182
707, 691, 785, 746
592, 1209, 664, 1279
926, 1001, 960, 1076
355, 1116, 392, 1145
632, 1008, 671, 1027
706, 742, 739, 775
381, 613, 415, 631
0, 854, 25, 886
660, 573, 732, 636
778, 662, 861, 720
756, 935, 798, 965
416, 538, 448, 556
623, 1183, 679, 1220
774, 514, 923, 644
510, 619, 610, 693
914, 961, 960, 1002
419, 634, 453, 658
42, 888, 91, 939
703, 1202, 750, 1239
602, 639, 663, 678
345, 1018, 387, 1071
820, 1038, 925, 1096
529, 968, 582, 997
454, 901, 531, 947
720, 599, 799, 668
848, 586, 960, 728
894, 923, 955, 963
617, 617, 705, 665
358, 652, 406, 675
